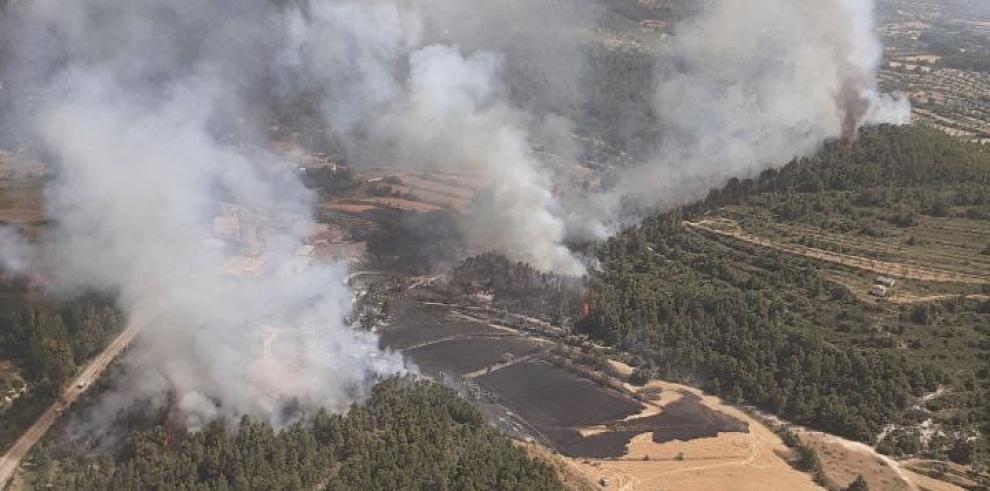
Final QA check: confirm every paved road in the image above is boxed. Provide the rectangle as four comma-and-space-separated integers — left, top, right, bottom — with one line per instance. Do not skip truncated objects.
0, 314, 148, 489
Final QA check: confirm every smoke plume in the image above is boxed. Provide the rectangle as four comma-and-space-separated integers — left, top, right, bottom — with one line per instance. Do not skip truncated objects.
4, 0, 410, 428
605, 0, 910, 226
0, 0, 908, 429
280, 1, 590, 274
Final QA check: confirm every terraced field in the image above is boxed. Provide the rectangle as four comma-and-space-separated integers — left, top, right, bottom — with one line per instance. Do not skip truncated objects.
727, 209, 990, 280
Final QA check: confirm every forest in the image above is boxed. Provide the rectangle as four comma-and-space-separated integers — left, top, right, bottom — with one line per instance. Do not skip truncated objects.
24, 377, 563, 490
581, 125, 990, 466
0, 288, 122, 450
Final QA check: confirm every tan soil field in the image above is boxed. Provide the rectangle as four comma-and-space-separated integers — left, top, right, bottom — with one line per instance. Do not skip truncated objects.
553, 370, 822, 491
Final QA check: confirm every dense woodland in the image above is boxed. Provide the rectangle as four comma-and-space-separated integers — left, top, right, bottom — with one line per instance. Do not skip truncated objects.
0, 289, 122, 450
26, 377, 563, 491
581, 126, 990, 466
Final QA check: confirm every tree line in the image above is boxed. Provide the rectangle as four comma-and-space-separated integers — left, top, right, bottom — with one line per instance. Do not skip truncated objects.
0, 291, 122, 450
27, 377, 564, 491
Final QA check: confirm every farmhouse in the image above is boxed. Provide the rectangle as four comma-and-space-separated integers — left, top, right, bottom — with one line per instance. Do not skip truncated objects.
874, 275, 897, 288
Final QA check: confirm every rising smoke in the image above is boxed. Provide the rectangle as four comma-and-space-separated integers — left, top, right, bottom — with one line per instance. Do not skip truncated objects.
0, 0, 908, 428
279, 0, 591, 274
594, 0, 912, 232
2, 0, 412, 428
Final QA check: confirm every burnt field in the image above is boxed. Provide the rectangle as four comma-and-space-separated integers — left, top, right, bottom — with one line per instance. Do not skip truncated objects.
406, 336, 541, 375
543, 394, 751, 458
478, 360, 643, 428
478, 361, 750, 458
614, 392, 749, 444
382, 300, 750, 459
377, 304, 495, 349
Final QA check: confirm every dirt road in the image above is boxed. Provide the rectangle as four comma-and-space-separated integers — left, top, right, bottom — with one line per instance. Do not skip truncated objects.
0, 313, 147, 489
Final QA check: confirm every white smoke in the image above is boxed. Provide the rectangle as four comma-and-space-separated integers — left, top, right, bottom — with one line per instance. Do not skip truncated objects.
0, 0, 908, 428
589, 0, 911, 232
386, 46, 584, 274
7, 0, 409, 428
0, 226, 33, 275
280, 1, 587, 274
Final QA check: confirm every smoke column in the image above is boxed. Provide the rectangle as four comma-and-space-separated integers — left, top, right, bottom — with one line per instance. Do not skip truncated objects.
603, 0, 910, 225
280, 1, 588, 274
3, 0, 409, 428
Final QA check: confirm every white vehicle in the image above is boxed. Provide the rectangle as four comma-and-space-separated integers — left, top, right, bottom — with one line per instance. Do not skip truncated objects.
76, 378, 89, 389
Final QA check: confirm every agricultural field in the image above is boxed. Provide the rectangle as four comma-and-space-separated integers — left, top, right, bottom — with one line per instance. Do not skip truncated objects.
376, 303, 496, 350
406, 336, 541, 376
694, 204, 990, 296
478, 360, 646, 457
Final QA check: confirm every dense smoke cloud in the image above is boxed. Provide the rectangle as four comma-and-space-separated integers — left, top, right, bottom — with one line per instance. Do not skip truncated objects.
0, 0, 908, 428
4, 0, 410, 428
280, 0, 590, 273
591, 0, 911, 232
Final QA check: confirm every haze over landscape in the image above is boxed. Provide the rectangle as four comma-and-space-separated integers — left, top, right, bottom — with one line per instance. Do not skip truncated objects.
0, 0, 989, 490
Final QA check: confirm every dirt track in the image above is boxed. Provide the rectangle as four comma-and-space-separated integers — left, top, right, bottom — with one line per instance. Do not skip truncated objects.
686, 219, 990, 285
0, 312, 148, 489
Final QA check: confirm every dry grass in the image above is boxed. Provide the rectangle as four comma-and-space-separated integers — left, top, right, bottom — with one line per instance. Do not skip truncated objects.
799, 431, 915, 491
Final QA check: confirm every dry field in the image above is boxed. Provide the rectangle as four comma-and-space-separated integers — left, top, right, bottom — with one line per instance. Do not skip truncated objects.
405, 336, 540, 375
360, 168, 479, 212
797, 431, 967, 491
316, 168, 479, 242
560, 372, 822, 491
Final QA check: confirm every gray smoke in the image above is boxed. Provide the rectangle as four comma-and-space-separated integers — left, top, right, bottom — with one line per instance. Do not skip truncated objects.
0, 0, 908, 429
280, 0, 590, 274
4, 0, 409, 428
599, 0, 910, 229
0, 226, 33, 275
276, 0, 908, 258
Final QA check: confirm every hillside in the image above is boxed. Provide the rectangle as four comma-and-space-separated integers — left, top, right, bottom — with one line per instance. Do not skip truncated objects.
581, 125, 990, 470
